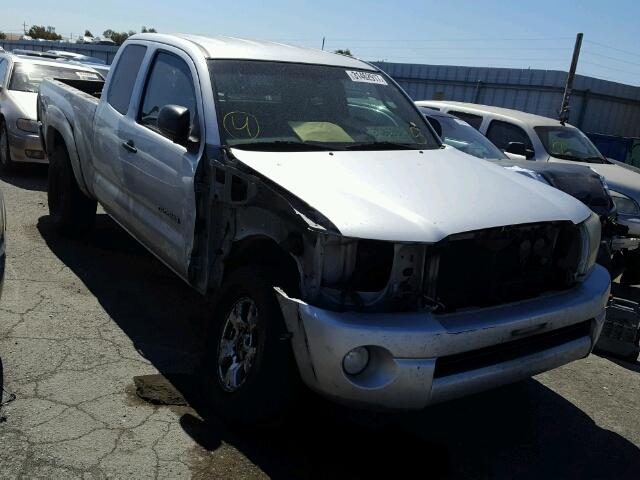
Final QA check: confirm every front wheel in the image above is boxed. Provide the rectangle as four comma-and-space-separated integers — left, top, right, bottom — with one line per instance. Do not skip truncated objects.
200, 266, 300, 425
48, 143, 97, 237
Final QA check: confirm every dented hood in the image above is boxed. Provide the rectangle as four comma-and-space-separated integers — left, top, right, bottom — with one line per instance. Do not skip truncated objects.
231, 146, 591, 242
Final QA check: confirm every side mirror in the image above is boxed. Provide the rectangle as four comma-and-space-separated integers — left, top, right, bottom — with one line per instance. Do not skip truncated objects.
157, 104, 190, 146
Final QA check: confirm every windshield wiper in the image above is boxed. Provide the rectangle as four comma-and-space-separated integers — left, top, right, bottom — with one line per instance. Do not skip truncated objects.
231, 141, 341, 152
344, 141, 422, 151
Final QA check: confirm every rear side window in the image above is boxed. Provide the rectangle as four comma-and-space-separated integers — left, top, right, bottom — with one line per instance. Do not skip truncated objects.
486, 120, 533, 151
138, 52, 197, 133
107, 44, 147, 115
449, 111, 483, 129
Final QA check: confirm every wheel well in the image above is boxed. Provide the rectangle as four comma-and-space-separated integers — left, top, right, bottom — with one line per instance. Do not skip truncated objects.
223, 236, 301, 294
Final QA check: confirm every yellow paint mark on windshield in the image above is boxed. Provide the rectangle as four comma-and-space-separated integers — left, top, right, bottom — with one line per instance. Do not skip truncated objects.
289, 122, 354, 143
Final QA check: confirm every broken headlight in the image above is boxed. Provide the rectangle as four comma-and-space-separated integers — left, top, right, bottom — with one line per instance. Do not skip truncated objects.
321, 237, 394, 292
577, 212, 601, 278
610, 190, 640, 216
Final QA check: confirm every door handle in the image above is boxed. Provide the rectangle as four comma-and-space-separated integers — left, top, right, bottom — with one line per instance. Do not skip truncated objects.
122, 140, 137, 153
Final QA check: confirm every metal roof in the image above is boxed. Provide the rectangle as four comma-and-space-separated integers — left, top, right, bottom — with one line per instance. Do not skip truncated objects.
129, 33, 376, 70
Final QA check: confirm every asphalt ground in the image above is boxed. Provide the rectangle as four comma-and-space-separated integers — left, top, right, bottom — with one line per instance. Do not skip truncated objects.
0, 165, 638, 479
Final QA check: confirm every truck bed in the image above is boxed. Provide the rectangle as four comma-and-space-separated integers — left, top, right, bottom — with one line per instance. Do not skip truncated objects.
54, 78, 104, 98
38, 77, 105, 193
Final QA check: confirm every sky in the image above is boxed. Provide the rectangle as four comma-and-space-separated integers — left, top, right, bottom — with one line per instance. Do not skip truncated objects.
3, 0, 640, 85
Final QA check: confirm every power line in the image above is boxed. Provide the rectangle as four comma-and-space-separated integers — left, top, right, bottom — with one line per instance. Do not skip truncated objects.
584, 39, 640, 59
580, 60, 640, 76
583, 50, 640, 68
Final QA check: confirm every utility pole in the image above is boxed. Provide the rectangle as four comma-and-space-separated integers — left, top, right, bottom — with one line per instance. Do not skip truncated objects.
321, 37, 325, 51
23, 21, 27, 34
559, 32, 583, 125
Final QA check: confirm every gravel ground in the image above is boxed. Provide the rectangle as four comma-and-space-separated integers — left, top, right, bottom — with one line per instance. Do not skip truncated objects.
0, 166, 638, 479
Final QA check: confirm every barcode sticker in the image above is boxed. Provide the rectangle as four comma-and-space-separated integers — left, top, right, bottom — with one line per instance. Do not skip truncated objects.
345, 70, 388, 85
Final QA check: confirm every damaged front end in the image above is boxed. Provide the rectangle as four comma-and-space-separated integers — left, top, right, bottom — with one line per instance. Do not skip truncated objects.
303, 218, 597, 315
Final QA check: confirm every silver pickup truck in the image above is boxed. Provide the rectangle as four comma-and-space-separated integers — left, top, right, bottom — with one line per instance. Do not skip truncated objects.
38, 33, 610, 424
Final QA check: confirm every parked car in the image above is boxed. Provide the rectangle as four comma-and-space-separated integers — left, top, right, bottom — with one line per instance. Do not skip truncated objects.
46, 50, 106, 65
419, 107, 638, 278
0, 51, 102, 171
418, 101, 640, 283
39, 33, 610, 423
90, 37, 116, 46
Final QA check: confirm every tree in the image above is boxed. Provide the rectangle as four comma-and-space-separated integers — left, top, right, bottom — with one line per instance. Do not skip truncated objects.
103, 29, 135, 45
141, 26, 157, 33
0, 32, 6, 40
84, 30, 93, 37
27, 25, 62, 41
334, 48, 352, 56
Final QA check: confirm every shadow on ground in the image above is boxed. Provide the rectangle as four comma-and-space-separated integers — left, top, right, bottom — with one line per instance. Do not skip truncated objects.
0, 164, 48, 192
37, 214, 640, 479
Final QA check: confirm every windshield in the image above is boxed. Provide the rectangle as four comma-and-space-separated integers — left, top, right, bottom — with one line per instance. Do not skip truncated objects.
208, 60, 438, 151
9, 62, 101, 93
534, 126, 607, 164
422, 111, 508, 160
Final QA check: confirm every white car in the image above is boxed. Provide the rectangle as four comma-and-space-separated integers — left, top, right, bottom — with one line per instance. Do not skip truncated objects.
0, 51, 102, 171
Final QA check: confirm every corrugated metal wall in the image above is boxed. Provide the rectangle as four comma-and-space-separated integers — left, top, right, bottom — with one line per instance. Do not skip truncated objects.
0, 39, 119, 64
2, 39, 639, 137
374, 62, 640, 138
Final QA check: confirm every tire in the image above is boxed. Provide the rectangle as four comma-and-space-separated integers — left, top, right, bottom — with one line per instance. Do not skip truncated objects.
0, 119, 14, 173
621, 249, 640, 286
200, 266, 300, 425
47, 143, 97, 237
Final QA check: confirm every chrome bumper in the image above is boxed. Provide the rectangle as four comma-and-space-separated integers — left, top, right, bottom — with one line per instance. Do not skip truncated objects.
8, 129, 47, 164
277, 265, 611, 410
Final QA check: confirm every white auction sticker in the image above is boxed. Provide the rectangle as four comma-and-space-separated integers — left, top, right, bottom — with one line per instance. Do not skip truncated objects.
345, 70, 388, 85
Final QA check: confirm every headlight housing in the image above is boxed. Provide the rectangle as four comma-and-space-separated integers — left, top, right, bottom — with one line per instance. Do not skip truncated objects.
610, 190, 640, 216
577, 212, 601, 278
16, 118, 39, 134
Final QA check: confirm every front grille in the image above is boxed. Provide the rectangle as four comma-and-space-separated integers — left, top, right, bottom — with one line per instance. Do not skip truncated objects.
433, 320, 592, 378
428, 222, 581, 313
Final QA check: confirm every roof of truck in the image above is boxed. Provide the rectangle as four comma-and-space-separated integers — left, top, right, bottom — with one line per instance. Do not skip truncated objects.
129, 33, 377, 70
415, 100, 568, 128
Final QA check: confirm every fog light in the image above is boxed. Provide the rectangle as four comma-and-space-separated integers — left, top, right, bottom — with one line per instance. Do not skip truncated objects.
25, 150, 45, 159
342, 347, 370, 375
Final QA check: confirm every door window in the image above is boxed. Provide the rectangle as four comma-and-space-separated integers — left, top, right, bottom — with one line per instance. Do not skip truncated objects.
138, 52, 197, 136
107, 44, 147, 114
486, 120, 533, 151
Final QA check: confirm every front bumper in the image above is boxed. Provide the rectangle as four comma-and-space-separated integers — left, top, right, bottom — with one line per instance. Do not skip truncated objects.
8, 128, 47, 164
277, 264, 611, 410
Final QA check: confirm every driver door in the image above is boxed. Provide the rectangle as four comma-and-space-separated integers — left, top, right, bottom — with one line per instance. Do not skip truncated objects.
114, 47, 203, 278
